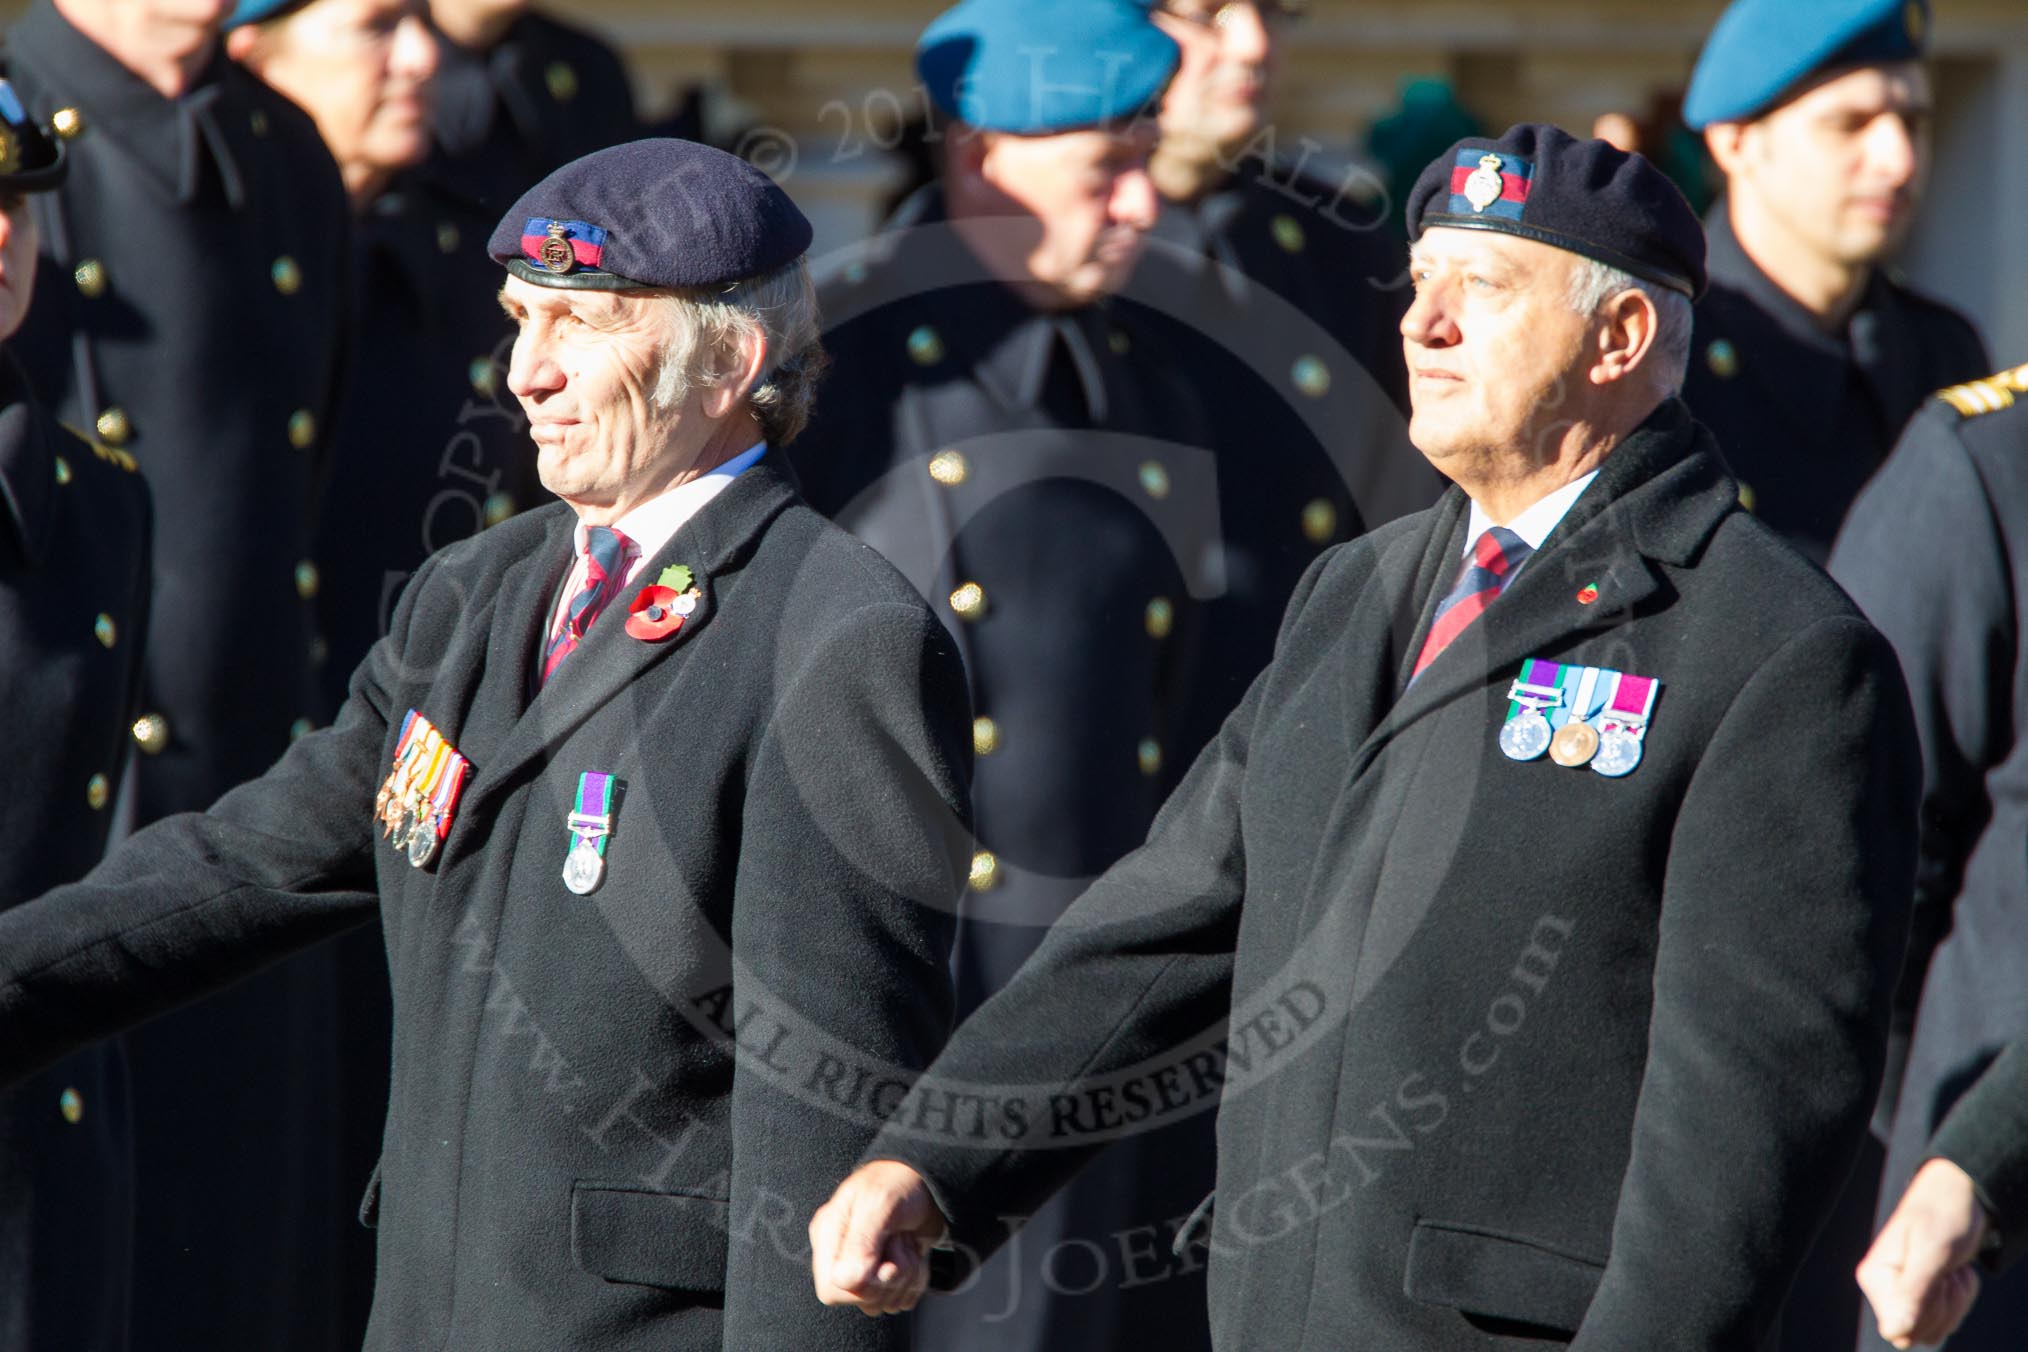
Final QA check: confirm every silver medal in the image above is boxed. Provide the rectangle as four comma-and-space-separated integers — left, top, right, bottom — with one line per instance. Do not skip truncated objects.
407, 823, 440, 869
1498, 709, 1552, 761
562, 838, 605, 895
1591, 727, 1644, 778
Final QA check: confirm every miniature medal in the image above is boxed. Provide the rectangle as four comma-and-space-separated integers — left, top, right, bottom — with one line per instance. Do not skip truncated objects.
562, 838, 604, 895
1592, 673, 1661, 778
561, 771, 616, 895
1499, 658, 1564, 762
1548, 667, 1609, 768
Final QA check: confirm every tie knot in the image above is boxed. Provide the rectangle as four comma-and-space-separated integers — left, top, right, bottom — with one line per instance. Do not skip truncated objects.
1473, 526, 1531, 579
583, 525, 631, 583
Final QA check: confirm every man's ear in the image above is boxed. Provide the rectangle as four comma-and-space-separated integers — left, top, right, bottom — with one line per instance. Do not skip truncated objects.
1591, 286, 1659, 388
700, 332, 770, 421
1702, 121, 1749, 179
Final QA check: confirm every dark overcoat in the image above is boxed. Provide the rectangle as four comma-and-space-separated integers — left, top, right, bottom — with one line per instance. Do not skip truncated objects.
874, 400, 1921, 1350
792, 190, 1225, 1349
0, 463, 973, 1351
1683, 206, 1988, 563
0, 351, 149, 1352
1929, 1032, 2028, 1277
1830, 369, 2028, 1351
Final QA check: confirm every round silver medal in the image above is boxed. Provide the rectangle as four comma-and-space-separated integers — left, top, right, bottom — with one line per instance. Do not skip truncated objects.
1591, 728, 1644, 778
1498, 709, 1552, 761
562, 839, 605, 895
390, 807, 416, 850
407, 824, 440, 869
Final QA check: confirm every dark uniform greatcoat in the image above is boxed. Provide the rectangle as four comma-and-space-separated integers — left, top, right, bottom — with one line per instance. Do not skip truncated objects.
792, 191, 1224, 1350
1683, 206, 1988, 563
0, 463, 971, 1351
0, 351, 149, 1352
875, 400, 1920, 1350
5, 7, 357, 1343
1830, 366, 2028, 1352
1929, 1032, 2028, 1278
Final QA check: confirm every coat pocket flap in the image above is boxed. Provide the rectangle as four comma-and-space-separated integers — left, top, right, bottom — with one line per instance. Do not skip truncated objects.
1402, 1219, 1605, 1335
571, 1182, 730, 1293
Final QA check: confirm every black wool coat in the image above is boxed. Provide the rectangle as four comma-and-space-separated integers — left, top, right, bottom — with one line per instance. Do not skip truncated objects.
1929, 1031, 2028, 1277
0, 463, 973, 1351
872, 401, 1921, 1350
0, 351, 149, 1352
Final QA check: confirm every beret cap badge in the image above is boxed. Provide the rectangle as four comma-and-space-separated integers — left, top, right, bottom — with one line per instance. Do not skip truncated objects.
1463, 154, 1506, 214
539, 221, 576, 275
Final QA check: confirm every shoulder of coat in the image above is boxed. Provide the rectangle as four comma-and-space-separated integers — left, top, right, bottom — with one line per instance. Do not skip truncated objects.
1936, 364, 2028, 420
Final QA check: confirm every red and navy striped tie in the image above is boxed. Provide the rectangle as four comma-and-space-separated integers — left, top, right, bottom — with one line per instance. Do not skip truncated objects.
1410, 526, 1532, 681
541, 525, 633, 684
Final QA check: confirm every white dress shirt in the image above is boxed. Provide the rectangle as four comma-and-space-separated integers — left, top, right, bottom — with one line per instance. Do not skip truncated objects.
1462, 469, 1600, 578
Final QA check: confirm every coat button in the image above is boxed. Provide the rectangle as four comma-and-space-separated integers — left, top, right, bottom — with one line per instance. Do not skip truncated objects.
1108, 330, 1131, 355
1271, 214, 1306, 253
53, 455, 72, 486
1737, 481, 1758, 513
1292, 356, 1331, 398
949, 581, 987, 620
1302, 498, 1338, 544
93, 613, 117, 648
907, 326, 945, 366
968, 850, 1001, 892
309, 634, 330, 667
86, 774, 110, 810
290, 717, 315, 742
928, 450, 969, 486
841, 261, 869, 286
132, 712, 172, 755
59, 1088, 83, 1124
1144, 596, 1174, 640
468, 355, 499, 396
95, 407, 131, 445
250, 108, 269, 136
1705, 340, 1739, 380
545, 60, 579, 102
74, 258, 107, 298
272, 256, 303, 295
1139, 461, 1171, 500
436, 221, 460, 254
1137, 738, 1163, 777
295, 560, 321, 599
52, 107, 84, 139
483, 491, 517, 527
973, 716, 1001, 756
288, 409, 317, 449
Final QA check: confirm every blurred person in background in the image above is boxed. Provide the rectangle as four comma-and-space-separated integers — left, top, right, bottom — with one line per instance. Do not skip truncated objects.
788, 1, 1223, 1347
0, 82, 150, 1352
4, 0, 354, 1343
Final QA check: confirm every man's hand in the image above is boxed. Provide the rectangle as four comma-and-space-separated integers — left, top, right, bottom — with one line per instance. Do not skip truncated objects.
1858, 1157, 1991, 1348
809, 1160, 949, 1317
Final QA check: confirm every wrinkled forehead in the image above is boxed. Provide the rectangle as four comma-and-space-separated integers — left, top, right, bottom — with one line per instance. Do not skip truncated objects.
1410, 225, 1578, 280
498, 272, 662, 318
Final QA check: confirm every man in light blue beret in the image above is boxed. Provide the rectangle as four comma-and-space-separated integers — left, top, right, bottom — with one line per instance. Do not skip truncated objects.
787, 2, 1231, 1350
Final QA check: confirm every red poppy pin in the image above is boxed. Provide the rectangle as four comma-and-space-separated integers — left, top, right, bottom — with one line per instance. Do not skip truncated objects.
626, 564, 701, 642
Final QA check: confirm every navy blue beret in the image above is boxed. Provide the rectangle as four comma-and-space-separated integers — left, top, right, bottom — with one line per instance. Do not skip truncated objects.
487, 139, 814, 292
1407, 124, 1706, 299
0, 77, 64, 193
917, 0, 1179, 134
1684, 0, 1929, 129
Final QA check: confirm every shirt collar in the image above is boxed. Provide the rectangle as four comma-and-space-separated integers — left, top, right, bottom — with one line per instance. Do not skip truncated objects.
1464, 469, 1600, 557
570, 441, 768, 568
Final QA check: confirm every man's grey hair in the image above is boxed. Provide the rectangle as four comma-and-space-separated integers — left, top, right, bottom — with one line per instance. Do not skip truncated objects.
1565, 257, 1693, 397
649, 258, 829, 447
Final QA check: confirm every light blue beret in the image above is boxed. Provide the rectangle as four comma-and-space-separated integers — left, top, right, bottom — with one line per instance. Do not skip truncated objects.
916, 0, 1180, 135
1684, 0, 1930, 129
224, 0, 314, 28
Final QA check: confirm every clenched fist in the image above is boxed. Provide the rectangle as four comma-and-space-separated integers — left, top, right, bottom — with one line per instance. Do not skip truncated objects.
1857, 1157, 1990, 1349
809, 1160, 951, 1317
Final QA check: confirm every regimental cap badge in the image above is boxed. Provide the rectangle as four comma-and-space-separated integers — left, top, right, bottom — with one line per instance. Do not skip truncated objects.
1463, 153, 1506, 214
1449, 148, 1532, 222
540, 222, 575, 274
0, 125, 18, 177
1905, 0, 1926, 45
520, 217, 609, 277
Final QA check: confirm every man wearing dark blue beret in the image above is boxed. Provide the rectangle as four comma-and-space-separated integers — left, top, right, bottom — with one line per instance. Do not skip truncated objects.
1680, 0, 1988, 566
814, 123, 1922, 1350
0, 137, 976, 1351
789, 1, 1234, 1346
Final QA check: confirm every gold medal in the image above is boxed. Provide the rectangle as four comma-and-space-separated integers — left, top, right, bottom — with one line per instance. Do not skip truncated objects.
1548, 720, 1600, 767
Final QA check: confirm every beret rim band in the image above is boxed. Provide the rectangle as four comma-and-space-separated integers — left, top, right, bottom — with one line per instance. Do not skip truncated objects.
1416, 213, 1700, 299
0, 135, 65, 193
503, 257, 657, 293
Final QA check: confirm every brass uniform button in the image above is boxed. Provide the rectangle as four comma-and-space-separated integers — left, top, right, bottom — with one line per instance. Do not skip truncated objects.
52, 107, 84, 140
968, 850, 1001, 892
53, 456, 72, 486
1301, 498, 1338, 544
288, 409, 317, 450
295, 560, 321, 600
74, 258, 107, 299
1144, 597, 1174, 640
907, 326, 945, 366
928, 450, 969, 486
93, 613, 116, 648
271, 255, 303, 296
949, 581, 987, 621
132, 712, 171, 755
842, 261, 869, 286
545, 61, 579, 102
86, 773, 110, 811
973, 716, 1001, 756
1705, 339, 1739, 380
1108, 330, 1131, 355
1137, 738, 1163, 777
250, 108, 270, 136
308, 635, 330, 667
436, 221, 460, 254
1292, 355, 1331, 398
468, 355, 499, 396
59, 1088, 84, 1125
95, 407, 130, 445
1737, 481, 1758, 514
1271, 214, 1306, 253
290, 717, 315, 742
1139, 461, 1171, 500
483, 491, 517, 527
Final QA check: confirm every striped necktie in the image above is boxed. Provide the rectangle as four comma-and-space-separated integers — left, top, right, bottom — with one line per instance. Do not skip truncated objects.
541, 525, 632, 684
1410, 526, 1533, 681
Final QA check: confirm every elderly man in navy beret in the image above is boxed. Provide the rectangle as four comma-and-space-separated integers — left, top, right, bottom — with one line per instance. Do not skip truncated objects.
0, 138, 975, 1351
812, 123, 1922, 1349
